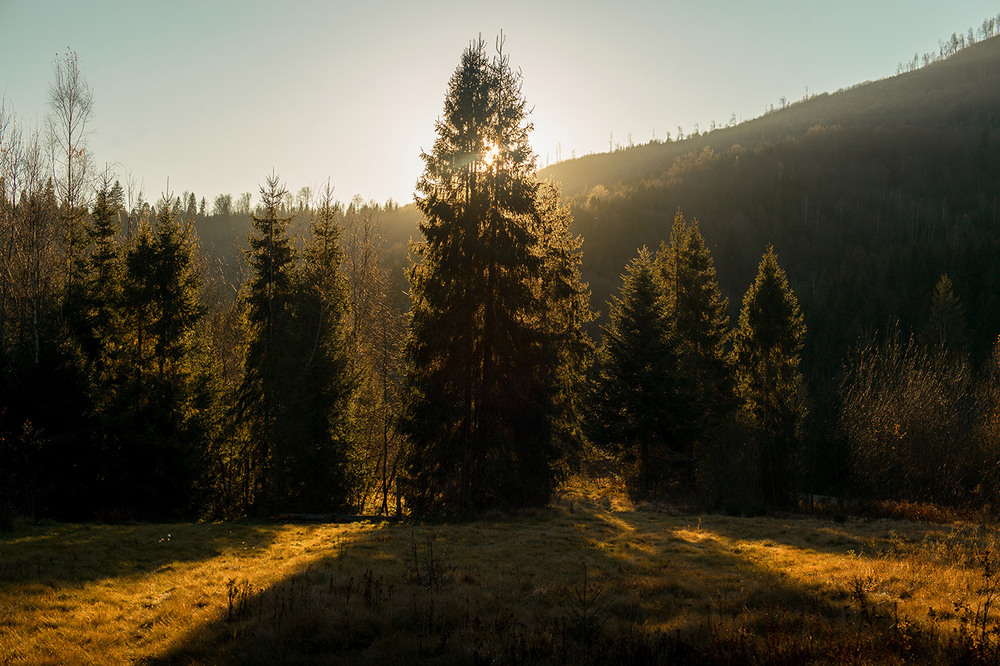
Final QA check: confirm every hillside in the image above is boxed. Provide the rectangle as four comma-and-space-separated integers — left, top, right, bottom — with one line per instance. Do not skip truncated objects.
539, 35, 1000, 199
533, 35, 1000, 375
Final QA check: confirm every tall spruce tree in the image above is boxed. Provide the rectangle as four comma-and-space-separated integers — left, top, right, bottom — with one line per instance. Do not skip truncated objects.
235, 173, 357, 513
72, 176, 125, 390
109, 200, 213, 517
656, 211, 733, 479
282, 184, 358, 512
534, 181, 594, 460
404, 37, 588, 513
592, 247, 678, 498
236, 173, 297, 512
731, 246, 806, 508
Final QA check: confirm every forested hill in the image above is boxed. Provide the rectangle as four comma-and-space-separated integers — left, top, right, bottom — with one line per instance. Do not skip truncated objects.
539, 34, 1000, 376
539, 34, 1000, 199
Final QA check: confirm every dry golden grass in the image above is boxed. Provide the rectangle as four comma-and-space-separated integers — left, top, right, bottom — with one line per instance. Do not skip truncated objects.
3, 480, 1000, 664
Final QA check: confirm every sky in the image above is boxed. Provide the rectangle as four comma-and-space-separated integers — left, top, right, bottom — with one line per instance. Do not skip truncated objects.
1, 0, 997, 207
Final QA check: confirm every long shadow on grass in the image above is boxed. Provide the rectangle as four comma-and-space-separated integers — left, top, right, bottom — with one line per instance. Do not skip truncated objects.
148, 502, 930, 664
0, 521, 281, 588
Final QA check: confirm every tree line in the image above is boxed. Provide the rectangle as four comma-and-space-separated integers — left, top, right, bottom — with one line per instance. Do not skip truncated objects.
4, 37, 999, 522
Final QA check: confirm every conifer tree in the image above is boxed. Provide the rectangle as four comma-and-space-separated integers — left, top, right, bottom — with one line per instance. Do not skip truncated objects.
63, 177, 126, 514
236, 173, 296, 512
281, 184, 358, 511
404, 37, 588, 513
731, 246, 806, 507
111, 199, 213, 516
592, 247, 677, 498
235, 174, 358, 513
70, 176, 125, 386
535, 181, 594, 458
656, 211, 733, 479
919, 273, 968, 354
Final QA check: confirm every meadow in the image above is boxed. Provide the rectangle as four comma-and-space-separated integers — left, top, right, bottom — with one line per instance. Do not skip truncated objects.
3, 481, 1000, 664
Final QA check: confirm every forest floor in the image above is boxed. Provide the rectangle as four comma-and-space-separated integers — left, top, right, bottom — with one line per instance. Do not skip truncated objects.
2, 480, 1000, 664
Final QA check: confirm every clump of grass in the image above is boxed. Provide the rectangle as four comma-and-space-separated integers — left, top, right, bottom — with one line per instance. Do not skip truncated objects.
405, 528, 453, 591
225, 578, 255, 622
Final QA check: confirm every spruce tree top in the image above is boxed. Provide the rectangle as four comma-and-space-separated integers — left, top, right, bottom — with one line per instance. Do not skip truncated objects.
733, 245, 805, 367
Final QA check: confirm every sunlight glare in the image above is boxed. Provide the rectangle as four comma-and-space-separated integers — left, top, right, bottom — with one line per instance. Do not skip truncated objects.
483, 141, 500, 166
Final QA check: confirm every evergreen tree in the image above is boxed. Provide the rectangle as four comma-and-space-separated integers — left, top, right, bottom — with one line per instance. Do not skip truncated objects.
404, 37, 587, 513
234, 173, 357, 513
280, 184, 358, 512
592, 247, 677, 498
534, 181, 594, 461
731, 246, 806, 508
69, 176, 125, 389
111, 200, 213, 517
236, 173, 297, 512
656, 211, 733, 482
919, 273, 968, 354
60, 177, 125, 516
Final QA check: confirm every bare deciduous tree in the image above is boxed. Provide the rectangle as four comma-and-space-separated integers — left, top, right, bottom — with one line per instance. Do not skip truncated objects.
343, 195, 406, 515
47, 49, 94, 284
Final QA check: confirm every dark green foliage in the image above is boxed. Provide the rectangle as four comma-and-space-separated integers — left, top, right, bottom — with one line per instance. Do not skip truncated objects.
235, 174, 298, 512
731, 247, 807, 508
919, 273, 969, 354
535, 182, 595, 463
656, 211, 733, 486
591, 247, 677, 498
2, 175, 218, 519
282, 189, 358, 512
69, 178, 125, 384
235, 173, 357, 514
403, 37, 589, 514
100, 199, 215, 518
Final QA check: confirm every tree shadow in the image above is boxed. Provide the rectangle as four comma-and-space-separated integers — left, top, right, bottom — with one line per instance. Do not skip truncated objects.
0, 521, 281, 588
145, 501, 942, 664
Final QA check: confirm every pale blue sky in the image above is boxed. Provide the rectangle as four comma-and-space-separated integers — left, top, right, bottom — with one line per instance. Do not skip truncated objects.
1, 1, 996, 205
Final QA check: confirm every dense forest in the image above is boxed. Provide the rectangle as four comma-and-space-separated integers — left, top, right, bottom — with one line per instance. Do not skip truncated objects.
3, 20, 1000, 522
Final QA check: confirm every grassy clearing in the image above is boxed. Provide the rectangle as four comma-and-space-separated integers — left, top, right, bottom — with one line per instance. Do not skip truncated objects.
3, 481, 1000, 664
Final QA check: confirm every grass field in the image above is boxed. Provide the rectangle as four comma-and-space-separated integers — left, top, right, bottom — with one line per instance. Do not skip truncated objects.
3, 481, 1000, 664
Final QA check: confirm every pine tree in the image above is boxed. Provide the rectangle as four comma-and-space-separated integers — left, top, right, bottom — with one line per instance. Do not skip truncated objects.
592, 247, 678, 497
236, 173, 297, 512
919, 273, 968, 354
535, 181, 594, 461
731, 246, 806, 508
280, 184, 358, 512
110, 200, 213, 517
656, 211, 733, 479
404, 37, 587, 513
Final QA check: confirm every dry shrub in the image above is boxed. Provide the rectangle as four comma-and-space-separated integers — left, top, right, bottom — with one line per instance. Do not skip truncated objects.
841, 334, 985, 507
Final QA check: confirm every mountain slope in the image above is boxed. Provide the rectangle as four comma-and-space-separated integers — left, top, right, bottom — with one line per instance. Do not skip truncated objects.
537, 35, 1000, 375
540, 34, 1000, 199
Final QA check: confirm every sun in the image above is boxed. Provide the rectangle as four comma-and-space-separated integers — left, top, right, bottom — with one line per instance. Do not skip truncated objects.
483, 141, 500, 166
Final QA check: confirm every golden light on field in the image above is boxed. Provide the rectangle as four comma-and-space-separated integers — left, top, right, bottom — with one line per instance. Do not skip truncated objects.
3, 480, 999, 663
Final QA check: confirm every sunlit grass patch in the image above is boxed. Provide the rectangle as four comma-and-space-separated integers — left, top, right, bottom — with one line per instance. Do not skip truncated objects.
3, 493, 1000, 663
